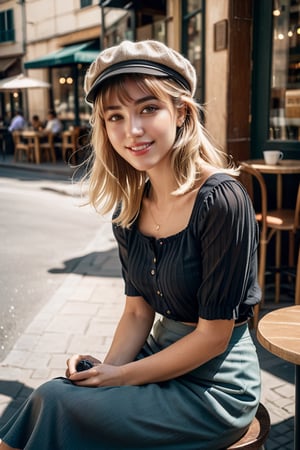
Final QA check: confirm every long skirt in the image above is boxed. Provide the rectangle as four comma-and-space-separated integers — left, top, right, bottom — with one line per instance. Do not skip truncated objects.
0, 317, 261, 450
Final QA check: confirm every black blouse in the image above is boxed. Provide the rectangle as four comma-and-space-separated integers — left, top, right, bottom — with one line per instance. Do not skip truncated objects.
112, 173, 261, 323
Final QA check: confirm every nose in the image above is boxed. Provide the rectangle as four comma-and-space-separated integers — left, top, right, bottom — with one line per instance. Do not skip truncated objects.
126, 115, 144, 137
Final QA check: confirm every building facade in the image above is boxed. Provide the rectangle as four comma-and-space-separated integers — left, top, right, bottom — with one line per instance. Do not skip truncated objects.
0, 0, 299, 163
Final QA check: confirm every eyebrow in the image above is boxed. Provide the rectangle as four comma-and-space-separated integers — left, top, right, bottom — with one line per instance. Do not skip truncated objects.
104, 95, 158, 111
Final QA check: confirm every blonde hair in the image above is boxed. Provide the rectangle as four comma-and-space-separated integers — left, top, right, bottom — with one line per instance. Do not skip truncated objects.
84, 74, 238, 228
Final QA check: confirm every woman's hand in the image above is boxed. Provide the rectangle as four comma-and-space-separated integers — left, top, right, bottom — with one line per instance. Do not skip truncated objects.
66, 354, 101, 378
67, 357, 124, 387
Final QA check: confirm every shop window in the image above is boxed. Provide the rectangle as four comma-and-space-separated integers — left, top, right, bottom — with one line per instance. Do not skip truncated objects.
182, 1, 204, 103
51, 64, 91, 127
102, 11, 134, 47
186, 0, 203, 13
100, 2, 166, 46
80, 0, 92, 8
0, 9, 15, 43
78, 66, 92, 125
269, 0, 300, 141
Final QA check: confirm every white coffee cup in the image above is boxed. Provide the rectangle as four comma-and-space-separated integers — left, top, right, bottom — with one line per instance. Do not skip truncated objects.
263, 150, 283, 165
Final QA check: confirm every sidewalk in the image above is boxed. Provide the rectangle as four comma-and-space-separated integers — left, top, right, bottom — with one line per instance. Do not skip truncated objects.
0, 158, 296, 449
0, 153, 74, 178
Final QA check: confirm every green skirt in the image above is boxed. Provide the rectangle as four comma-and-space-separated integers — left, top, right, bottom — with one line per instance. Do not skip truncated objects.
0, 318, 261, 450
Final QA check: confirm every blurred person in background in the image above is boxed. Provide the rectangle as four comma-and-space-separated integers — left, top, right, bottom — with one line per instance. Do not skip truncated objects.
44, 109, 63, 134
8, 109, 26, 132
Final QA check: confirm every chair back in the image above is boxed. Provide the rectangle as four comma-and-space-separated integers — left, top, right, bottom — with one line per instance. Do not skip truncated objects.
12, 131, 23, 146
239, 162, 268, 239
42, 131, 54, 145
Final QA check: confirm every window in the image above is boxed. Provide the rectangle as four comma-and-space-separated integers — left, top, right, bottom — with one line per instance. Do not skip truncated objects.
182, 1, 204, 102
52, 64, 92, 126
100, 2, 166, 48
0, 9, 15, 43
269, 0, 300, 141
80, 0, 92, 8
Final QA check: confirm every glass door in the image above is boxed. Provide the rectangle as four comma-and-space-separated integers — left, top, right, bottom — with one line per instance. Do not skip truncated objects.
270, 0, 300, 141
251, 0, 300, 156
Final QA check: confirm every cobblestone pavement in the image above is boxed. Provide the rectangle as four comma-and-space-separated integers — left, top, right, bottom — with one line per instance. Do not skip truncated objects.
0, 157, 296, 449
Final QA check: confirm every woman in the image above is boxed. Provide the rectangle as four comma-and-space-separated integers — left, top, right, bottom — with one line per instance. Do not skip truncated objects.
0, 40, 261, 450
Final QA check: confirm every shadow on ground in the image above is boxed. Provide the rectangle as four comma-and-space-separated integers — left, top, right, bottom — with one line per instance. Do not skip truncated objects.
48, 249, 122, 278
266, 417, 294, 450
0, 380, 33, 429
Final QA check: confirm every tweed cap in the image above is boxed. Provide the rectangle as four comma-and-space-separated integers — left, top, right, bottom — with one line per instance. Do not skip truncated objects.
84, 40, 197, 104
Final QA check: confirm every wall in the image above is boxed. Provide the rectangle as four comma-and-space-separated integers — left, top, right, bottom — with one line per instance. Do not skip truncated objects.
23, 0, 103, 122
25, 0, 101, 44
204, 0, 229, 151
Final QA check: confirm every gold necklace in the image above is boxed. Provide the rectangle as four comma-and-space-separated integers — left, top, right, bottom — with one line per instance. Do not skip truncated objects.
148, 200, 176, 232
148, 204, 161, 231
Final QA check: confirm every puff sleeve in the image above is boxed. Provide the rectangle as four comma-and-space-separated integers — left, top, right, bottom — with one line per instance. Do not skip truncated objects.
196, 179, 261, 320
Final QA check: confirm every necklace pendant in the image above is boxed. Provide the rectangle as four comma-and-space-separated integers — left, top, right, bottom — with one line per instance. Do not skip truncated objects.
155, 224, 160, 231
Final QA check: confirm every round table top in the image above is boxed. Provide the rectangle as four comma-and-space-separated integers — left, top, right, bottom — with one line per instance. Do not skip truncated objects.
245, 159, 300, 174
257, 305, 300, 365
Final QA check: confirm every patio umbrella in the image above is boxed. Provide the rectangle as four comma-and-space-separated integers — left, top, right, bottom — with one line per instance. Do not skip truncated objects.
0, 73, 51, 90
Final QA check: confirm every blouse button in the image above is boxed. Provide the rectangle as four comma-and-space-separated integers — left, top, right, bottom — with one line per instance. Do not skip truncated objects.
153, 257, 157, 263
157, 290, 160, 295
166, 309, 171, 315
159, 241, 163, 245
150, 269, 155, 276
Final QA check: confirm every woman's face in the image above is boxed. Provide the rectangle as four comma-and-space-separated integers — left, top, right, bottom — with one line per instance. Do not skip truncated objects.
102, 78, 183, 173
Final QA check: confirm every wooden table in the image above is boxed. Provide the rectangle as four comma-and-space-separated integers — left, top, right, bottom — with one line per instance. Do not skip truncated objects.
246, 159, 300, 208
257, 305, 300, 449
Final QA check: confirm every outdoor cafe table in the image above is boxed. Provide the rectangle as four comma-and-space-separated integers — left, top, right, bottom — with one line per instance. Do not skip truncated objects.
245, 159, 300, 208
257, 305, 300, 449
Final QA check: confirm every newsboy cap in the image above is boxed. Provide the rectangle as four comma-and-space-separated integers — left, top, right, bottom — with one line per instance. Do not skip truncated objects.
84, 40, 197, 104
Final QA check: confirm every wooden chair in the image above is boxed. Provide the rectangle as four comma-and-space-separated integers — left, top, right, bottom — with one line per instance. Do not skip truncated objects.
61, 127, 80, 165
225, 403, 270, 449
12, 131, 34, 162
239, 162, 300, 326
283, 225, 300, 305
39, 131, 56, 163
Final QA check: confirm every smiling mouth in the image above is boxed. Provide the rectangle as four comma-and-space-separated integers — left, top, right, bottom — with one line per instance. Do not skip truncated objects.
127, 142, 153, 152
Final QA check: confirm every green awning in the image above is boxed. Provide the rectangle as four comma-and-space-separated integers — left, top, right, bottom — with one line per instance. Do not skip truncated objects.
24, 42, 99, 69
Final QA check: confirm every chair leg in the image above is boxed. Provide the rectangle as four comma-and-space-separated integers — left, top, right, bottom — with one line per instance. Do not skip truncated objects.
258, 241, 267, 305
62, 147, 67, 163
296, 247, 300, 305
252, 304, 260, 329
50, 148, 56, 163
289, 231, 295, 268
275, 230, 281, 303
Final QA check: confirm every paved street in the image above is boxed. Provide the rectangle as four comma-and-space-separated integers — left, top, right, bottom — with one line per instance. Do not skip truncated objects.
0, 164, 102, 361
0, 157, 297, 449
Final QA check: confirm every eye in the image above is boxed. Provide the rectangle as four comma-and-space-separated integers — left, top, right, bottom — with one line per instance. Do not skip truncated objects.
106, 113, 123, 122
141, 105, 159, 114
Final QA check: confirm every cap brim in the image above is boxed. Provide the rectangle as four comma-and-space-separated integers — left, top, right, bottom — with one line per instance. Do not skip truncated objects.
86, 60, 190, 104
